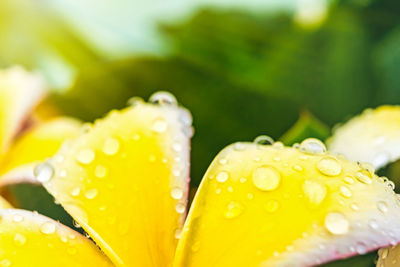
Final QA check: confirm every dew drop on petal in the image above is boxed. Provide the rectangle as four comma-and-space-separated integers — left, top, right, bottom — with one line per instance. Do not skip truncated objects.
216, 171, 229, 183
340, 186, 352, 198
369, 219, 379, 230
324, 212, 349, 235
303, 180, 327, 205
70, 187, 81, 197
102, 137, 120, 155
12, 214, 23, 223
252, 166, 281, 191
13, 233, 26, 246
84, 189, 98, 199
40, 221, 56, 235
175, 203, 186, 214
264, 200, 279, 213
377, 201, 388, 214
171, 187, 184, 200
76, 149, 95, 165
344, 176, 355, 184
355, 242, 367, 255
95, 165, 107, 178
224, 201, 244, 219
254, 135, 274, 146
152, 119, 168, 133
317, 157, 342, 176
355, 171, 372, 184
299, 138, 326, 154
34, 162, 54, 183
149, 91, 177, 106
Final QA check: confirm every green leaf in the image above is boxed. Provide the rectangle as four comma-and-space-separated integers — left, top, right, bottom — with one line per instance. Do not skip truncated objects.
280, 110, 330, 146
319, 252, 376, 267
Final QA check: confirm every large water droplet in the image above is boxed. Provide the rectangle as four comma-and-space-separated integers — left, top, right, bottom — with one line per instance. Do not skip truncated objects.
152, 119, 168, 133
40, 221, 56, 235
171, 187, 184, 200
252, 166, 281, 191
317, 157, 342, 176
34, 162, 54, 183
254, 135, 274, 146
324, 212, 349, 235
216, 171, 229, 183
14, 233, 26, 246
85, 189, 98, 199
224, 201, 244, 219
102, 137, 120, 155
149, 91, 177, 106
303, 180, 327, 205
76, 148, 95, 165
299, 138, 326, 154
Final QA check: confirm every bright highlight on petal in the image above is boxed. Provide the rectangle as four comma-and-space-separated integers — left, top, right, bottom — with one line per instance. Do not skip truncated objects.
328, 106, 400, 169
0, 117, 82, 186
0, 66, 46, 154
174, 139, 400, 267
40, 95, 192, 266
0, 209, 112, 266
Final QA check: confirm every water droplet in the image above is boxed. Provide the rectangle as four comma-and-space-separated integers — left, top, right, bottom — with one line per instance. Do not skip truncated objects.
325, 212, 349, 235
85, 189, 98, 199
149, 91, 177, 106
70, 187, 81, 197
273, 142, 284, 149
102, 137, 120, 155
95, 165, 107, 178
355, 242, 367, 255
171, 187, 184, 200
344, 176, 355, 184
254, 135, 274, 145
351, 203, 359, 211
265, 200, 279, 213
175, 228, 182, 239
299, 138, 326, 154
152, 119, 167, 133
377, 201, 388, 213
76, 148, 95, 164
224, 201, 244, 219
172, 143, 182, 152
355, 171, 372, 184
387, 180, 395, 190
292, 165, 303, 172
73, 220, 81, 228
317, 157, 342, 176
303, 180, 327, 205
12, 214, 23, 223
216, 171, 229, 183
59, 170, 67, 178
14, 233, 26, 246
175, 203, 185, 214
252, 166, 281, 191
127, 96, 143, 106
369, 219, 379, 230
219, 158, 227, 165
239, 177, 247, 183
233, 142, 245, 151
40, 221, 56, 235
340, 186, 352, 198
34, 162, 54, 183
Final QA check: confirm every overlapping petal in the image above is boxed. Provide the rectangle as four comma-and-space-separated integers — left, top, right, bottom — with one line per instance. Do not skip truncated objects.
328, 106, 400, 169
174, 141, 400, 266
39, 99, 192, 266
0, 117, 82, 186
0, 209, 112, 266
0, 66, 46, 154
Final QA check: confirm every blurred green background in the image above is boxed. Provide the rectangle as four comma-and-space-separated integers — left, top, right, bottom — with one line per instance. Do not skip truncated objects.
3, 0, 400, 265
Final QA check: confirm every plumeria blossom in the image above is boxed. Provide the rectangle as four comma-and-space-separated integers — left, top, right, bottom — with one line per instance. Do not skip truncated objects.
0, 66, 400, 266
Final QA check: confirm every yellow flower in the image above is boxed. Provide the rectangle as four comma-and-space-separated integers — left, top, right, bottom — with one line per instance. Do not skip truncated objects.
0, 66, 399, 266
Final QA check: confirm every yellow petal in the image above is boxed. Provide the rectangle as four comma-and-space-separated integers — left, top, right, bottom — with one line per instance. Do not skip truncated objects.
0, 117, 82, 186
0, 209, 112, 266
40, 98, 192, 266
0, 195, 12, 209
174, 140, 400, 266
0, 66, 46, 154
328, 106, 400, 169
